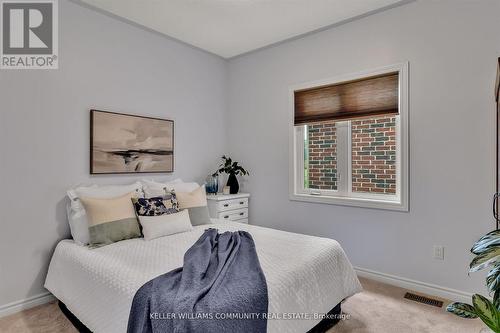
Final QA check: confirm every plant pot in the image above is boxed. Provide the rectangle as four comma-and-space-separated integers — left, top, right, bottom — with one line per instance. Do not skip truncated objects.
226, 173, 239, 194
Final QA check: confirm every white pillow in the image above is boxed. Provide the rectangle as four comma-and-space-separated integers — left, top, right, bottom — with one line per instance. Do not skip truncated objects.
172, 182, 201, 193
67, 182, 143, 202
66, 201, 89, 246
138, 210, 193, 241
142, 179, 199, 197
66, 182, 143, 245
141, 179, 182, 197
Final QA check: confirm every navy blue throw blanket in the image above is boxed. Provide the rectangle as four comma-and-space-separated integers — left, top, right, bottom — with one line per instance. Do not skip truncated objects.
127, 229, 268, 333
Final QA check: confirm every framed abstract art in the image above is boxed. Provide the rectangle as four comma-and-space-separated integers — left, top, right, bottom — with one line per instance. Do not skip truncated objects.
90, 110, 174, 174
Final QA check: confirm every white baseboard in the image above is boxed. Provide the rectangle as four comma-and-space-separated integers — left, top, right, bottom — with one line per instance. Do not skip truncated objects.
0, 268, 473, 318
355, 266, 472, 304
0, 292, 55, 319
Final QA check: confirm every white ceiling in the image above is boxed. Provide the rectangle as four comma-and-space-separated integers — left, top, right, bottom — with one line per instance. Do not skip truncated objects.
79, 0, 405, 58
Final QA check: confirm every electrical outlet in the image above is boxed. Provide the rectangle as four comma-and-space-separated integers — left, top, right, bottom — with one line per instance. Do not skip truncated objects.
433, 246, 444, 260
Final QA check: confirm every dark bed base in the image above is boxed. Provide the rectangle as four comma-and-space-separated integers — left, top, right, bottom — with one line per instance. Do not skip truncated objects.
58, 302, 92, 333
306, 303, 342, 333
59, 300, 342, 333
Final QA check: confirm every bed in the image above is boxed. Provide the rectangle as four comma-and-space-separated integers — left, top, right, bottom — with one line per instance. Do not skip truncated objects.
45, 219, 362, 333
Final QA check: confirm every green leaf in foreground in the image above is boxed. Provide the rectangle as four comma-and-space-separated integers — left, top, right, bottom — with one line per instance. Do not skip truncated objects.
472, 294, 500, 332
488, 265, 500, 293
470, 248, 500, 273
472, 233, 500, 255
446, 302, 478, 319
494, 290, 500, 311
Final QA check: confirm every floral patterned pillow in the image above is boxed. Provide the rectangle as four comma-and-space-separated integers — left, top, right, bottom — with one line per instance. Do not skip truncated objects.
132, 191, 179, 216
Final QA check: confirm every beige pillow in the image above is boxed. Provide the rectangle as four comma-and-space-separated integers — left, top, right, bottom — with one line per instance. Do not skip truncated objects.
80, 192, 141, 247
176, 185, 211, 226
176, 185, 207, 208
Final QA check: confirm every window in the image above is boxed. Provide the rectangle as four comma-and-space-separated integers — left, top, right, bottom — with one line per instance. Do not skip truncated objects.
290, 64, 408, 211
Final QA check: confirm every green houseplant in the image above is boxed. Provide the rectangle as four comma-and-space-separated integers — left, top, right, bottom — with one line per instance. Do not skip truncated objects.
213, 155, 249, 194
447, 229, 500, 332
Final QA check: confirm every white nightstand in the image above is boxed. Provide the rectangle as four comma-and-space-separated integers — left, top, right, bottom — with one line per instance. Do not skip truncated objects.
206, 193, 250, 224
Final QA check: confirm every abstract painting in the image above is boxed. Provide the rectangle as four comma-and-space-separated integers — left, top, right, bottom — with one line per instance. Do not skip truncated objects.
90, 110, 174, 174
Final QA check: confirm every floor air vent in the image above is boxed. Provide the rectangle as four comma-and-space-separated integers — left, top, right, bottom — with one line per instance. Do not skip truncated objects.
404, 292, 443, 308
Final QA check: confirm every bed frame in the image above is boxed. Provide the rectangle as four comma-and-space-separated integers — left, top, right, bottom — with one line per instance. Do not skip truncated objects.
59, 300, 342, 333
58, 302, 92, 333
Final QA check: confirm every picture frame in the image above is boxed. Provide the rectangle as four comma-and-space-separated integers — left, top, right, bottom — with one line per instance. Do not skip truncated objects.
90, 109, 174, 174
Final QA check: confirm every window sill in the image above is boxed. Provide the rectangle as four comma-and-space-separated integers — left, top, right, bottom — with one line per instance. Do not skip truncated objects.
289, 193, 408, 212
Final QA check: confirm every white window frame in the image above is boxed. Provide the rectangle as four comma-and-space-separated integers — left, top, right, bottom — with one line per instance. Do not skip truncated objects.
289, 62, 409, 211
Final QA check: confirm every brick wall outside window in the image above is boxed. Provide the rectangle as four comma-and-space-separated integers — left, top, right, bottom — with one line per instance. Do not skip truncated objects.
351, 116, 396, 194
307, 122, 337, 190
306, 116, 396, 194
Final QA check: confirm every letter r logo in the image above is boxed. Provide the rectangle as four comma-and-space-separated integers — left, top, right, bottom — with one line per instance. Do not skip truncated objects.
2, 2, 53, 54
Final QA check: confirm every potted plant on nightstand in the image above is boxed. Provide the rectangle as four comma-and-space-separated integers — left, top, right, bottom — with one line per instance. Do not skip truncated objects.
214, 155, 249, 194
447, 229, 500, 332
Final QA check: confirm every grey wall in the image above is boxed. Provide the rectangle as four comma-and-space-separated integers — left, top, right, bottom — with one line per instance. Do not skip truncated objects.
0, 0, 228, 306
227, 0, 500, 294
2, 0, 500, 311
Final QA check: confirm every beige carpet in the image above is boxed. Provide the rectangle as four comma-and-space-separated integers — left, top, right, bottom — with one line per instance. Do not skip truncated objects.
330, 278, 483, 333
0, 277, 485, 333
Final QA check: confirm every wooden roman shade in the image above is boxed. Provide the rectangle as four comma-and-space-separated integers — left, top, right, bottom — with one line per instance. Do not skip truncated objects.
294, 72, 399, 125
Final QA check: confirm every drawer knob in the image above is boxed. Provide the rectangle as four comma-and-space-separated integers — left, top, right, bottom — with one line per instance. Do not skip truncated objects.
223, 204, 229, 207
224, 216, 229, 219
239, 212, 244, 216
239, 202, 244, 205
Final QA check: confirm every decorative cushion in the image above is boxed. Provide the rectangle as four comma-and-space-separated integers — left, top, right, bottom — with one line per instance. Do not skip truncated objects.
80, 192, 141, 248
132, 192, 179, 216
66, 182, 143, 245
176, 185, 211, 226
138, 210, 193, 241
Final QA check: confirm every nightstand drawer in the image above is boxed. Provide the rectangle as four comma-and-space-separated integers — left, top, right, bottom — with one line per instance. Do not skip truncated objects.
217, 198, 248, 212
218, 208, 248, 221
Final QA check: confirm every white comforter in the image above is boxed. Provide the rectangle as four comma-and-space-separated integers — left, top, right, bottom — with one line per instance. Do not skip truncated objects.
45, 220, 361, 333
